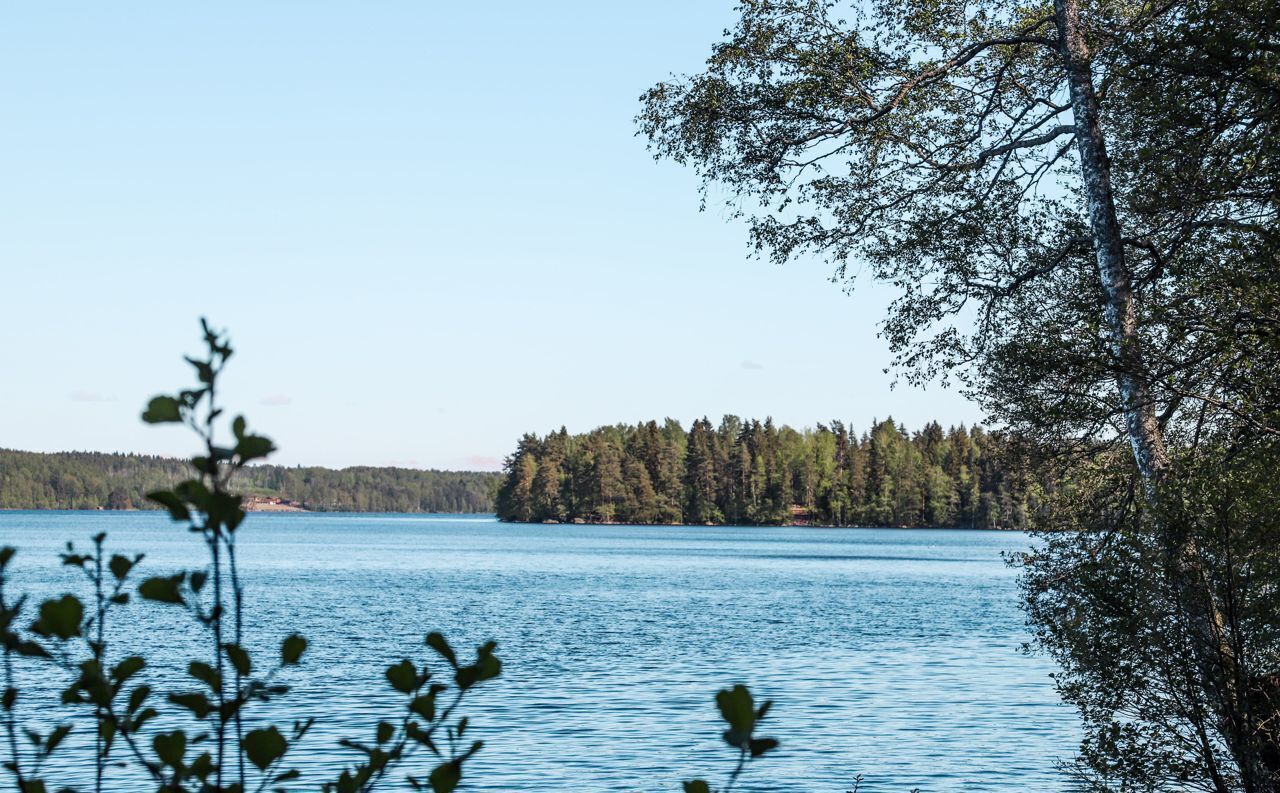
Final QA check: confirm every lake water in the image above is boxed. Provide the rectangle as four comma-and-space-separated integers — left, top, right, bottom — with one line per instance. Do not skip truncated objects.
0, 511, 1080, 791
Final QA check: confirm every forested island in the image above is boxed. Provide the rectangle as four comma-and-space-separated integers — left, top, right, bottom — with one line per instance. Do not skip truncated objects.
5, 419, 1025, 527
496, 417, 1028, 528
0, 449, 499, 513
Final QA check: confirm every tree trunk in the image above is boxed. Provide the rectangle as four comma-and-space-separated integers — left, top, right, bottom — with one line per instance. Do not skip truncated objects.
1053, 0, 1168, 488
1053, 2, 1276, 785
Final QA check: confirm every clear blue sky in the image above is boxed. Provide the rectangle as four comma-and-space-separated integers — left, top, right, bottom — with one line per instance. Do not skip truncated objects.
0, 2, 983, 471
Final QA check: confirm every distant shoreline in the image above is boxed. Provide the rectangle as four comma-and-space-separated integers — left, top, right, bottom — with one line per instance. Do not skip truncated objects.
0, 507, 1025, 529
513, 518, 1025, 531
244, 497, 308, 512
0, 447, 500, 513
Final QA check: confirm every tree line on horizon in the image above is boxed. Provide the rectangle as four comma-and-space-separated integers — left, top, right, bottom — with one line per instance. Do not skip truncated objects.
0, 449, 499, 513
495, 417, 1029, 528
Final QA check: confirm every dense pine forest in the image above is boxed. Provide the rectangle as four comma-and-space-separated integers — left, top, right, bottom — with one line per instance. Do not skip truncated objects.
496, 417, 1028, 528
0, 449, 499, 513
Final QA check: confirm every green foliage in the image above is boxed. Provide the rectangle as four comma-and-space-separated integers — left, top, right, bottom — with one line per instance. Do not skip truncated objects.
497, 417, 1027, 528
281, 634, 307, 666
243, 726, 285, 771
325, 634, 504, 793
683, 684, 778, 793
0, 320, 794, 792
31, 596, 82, 641
641, 0, 1280, 786
0, 321, 503, 793
1023, 439, 1280, 789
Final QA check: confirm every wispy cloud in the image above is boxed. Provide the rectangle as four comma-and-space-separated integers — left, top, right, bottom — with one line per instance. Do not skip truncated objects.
460, 455, 502, 470
740, 360, 765, 371
69, 390, 117, 403
260, 394, 293, 407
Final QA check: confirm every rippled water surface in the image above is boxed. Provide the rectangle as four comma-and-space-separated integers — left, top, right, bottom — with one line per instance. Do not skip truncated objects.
0, 511, 1079, 791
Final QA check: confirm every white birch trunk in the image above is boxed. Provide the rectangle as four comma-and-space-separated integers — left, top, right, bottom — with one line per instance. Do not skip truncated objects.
1054, 0, 1169, 489
1052, 3, 1277, 783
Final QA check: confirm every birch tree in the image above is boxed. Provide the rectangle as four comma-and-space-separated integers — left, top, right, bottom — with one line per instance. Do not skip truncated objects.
640, 0, 1279, 786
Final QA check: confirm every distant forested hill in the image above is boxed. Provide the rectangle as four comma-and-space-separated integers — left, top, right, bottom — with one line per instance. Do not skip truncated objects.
0, 449, 500, 513
496, 417, 1030, 529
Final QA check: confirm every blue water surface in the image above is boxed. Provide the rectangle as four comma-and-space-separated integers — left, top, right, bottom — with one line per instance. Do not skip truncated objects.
0, 511, 1079, 791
